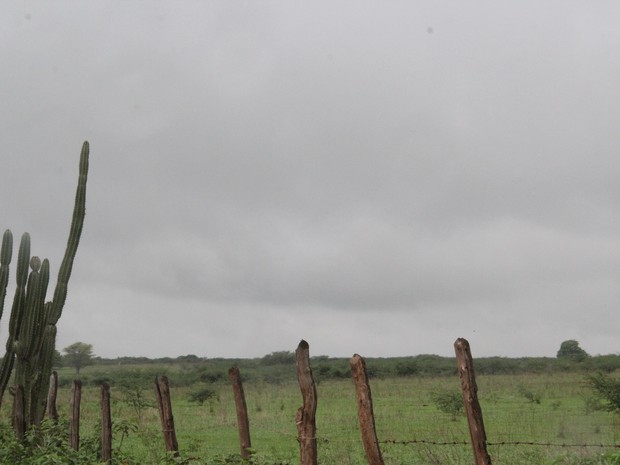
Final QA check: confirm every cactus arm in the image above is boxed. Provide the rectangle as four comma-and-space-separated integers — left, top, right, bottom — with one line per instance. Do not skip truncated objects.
28, 259, 50, 359
0, 233, 30, 405
15, 258, 46, 404
18, 258, 49, 362
0, 229, 13, 321
49, 141, 88, 324
30, 323, 56, 424
15, 233, 30, 288
0, 348, 14, 406
14, 260, 46, 421
7, 234, 30, 341
0, 230, 12, 264
17, 267, 40, 359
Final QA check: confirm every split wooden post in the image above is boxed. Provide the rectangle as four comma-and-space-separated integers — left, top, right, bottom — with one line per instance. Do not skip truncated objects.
454, 338, 492, 465
154, 376, 179, 456
295, 340, 317, 465
350, 354, 385, 465
70, 380, 82, 451
13, 385, 26, 441
229, 366, 252, 459
46, 371, 59, 423
101, 383, 112, 463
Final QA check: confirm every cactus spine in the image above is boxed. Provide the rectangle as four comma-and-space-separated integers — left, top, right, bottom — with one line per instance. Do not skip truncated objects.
0, 142, 89, 430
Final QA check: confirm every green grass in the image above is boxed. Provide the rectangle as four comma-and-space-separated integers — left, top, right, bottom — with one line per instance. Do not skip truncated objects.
3, 369, 620, 464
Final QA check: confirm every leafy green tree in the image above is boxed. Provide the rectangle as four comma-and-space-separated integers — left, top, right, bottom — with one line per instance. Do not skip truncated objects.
63, 342, 94, 374
260, 351, 296, 365
52, 349, 63, 368
586, 373, 620, 413
557, 340, 589, 361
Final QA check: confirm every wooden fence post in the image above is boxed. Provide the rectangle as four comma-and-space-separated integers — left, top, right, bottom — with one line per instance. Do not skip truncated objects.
454, 338, 492, 465
295, 340, 317, 465
229, 366, 252, 459
46, 371, 59, 423
101, 383, 112, 463
70, 380, 82, 451
154, 376, 179, 456
13, 385, 26, 441
350, 354, 385, 465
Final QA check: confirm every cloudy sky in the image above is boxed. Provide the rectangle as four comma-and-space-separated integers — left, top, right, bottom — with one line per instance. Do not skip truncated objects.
1, 1, 619, 360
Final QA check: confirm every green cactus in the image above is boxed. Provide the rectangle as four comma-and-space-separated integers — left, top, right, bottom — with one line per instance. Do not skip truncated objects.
0, 233, 31, 406
0, 141, 89, 431
0, 230, 13, 320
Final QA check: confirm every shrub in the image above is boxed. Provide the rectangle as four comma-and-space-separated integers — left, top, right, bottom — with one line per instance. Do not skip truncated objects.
189, 388, 217, 405
431, 390, 463, 420
586, 373, 620, 413
518, 384, 542, 404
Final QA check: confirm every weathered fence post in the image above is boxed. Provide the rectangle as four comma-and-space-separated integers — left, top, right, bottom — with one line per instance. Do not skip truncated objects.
229, 366, 252, 459
70, 380, 82, 451
295, 340, 317, 465
13, 385, 26, 441
46, 371, 59, 423
350, 354, 385, 465
454, 338, 492, 465
101, 383, 112, 463
154, 376, 179, 456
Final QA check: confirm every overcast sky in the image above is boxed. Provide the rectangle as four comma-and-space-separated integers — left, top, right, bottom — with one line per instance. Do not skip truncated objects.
1, 1, 619, 360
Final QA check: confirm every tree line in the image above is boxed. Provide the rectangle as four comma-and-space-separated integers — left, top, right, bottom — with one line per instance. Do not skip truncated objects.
50, 339, 620, 388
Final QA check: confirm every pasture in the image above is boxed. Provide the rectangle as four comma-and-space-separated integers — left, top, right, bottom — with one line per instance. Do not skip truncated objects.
2, 357, 620, 465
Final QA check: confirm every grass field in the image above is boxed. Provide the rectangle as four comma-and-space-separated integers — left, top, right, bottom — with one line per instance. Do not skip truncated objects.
4, 366, 618, 465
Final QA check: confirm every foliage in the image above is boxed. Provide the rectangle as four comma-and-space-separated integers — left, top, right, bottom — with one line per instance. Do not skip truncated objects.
557, 340, 589, 361
199, 371, 225, 383
0, 419, 102, 464
260, 351, 296, 366
188, 388, 217, 405
430, 389, 463, 420
120, 382, 156, 423
73, 352, 620, 386
586, 372, 620, 413
112, 418, 139, 453
62, 342, 94, 374
518, 384, 542, 404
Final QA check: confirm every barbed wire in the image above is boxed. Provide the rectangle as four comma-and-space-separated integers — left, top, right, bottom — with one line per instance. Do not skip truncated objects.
379, 438, 620, 449
185, 422, 620, 451
380, 438, 468, 446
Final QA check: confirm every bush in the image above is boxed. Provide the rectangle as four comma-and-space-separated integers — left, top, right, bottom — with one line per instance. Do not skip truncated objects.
431, 390, 463, 420
586, 373, 620, 413
0, 419, 101, 464
200, 371, 225, 383
395, 362, 419, 376
518, 384, 542, 404
189, 388, 217, 405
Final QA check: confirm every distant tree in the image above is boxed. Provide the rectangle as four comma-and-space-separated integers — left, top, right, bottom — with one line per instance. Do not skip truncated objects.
63, 342, 94, 374
260, 351, 296, 365
556, 340, 589, 361
52, 350, 63, 368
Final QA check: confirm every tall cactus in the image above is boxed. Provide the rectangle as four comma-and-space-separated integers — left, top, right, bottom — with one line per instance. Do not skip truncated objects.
0, 141, 89, 429
0, 230, 12, 321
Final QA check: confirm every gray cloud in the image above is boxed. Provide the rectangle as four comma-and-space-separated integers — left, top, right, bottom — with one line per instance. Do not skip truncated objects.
1, 2, 619, 359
